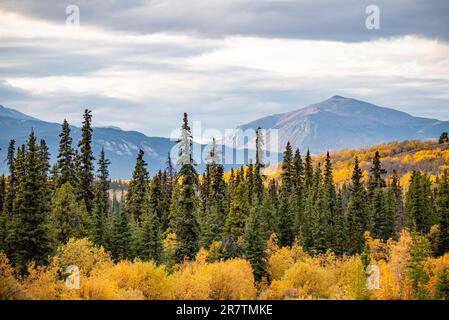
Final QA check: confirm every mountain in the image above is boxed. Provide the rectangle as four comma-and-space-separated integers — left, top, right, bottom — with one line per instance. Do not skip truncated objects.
0, 107, 176, 179
0, 105, 278, 178
225, 96, 449, 153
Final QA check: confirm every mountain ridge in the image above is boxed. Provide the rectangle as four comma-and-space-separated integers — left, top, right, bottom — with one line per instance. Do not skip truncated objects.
227, 96, 449, 153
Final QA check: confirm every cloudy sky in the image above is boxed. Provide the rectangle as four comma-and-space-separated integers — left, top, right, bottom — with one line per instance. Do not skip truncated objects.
0, 0, 448, 138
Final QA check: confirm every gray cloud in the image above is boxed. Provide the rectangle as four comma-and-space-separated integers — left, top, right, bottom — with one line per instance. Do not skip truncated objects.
0, 0, 448, 138
0, 0, 448, 41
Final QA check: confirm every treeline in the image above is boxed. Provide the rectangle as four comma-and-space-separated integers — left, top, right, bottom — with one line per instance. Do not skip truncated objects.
0, 110, 448, 284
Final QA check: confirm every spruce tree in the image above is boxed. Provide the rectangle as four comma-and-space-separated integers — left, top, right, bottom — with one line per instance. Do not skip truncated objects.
254, 127, 265, 200
3, 139, 16, 216
244, 199, 267, 281
391, 170, 405, 232
437, 170, 449, 255
10, 131, 54, 271
92, 148, 110, 246
111, 209, 131, 261
50, 182, 90, 243
138, 199, 164, 263
323, 152, 337, 249
346, 157, 367, 254
278, 142, 294, 246
304, 149, 314, 191
126, 149, 149, 222
292, 148, 304, 236
405, 171, 433, 233
173, 113, 199, 261
368, 151, 388, 239
77, 109, 95, 214
57, 119, 76, 187
0, 175, 6, 251
224, 180, 249, 240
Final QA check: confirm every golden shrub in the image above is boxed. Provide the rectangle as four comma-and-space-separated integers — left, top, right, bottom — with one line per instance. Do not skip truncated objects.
267, 247, 294, 281
57, 238, 112, 275
0, 252, 25, 299
22, 258, 64, 300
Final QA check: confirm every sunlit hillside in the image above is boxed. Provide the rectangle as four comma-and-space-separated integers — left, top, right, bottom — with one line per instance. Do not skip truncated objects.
261, 139, 449, 187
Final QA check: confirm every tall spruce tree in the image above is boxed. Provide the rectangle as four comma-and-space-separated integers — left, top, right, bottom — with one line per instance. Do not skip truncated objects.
368, 151, 388, 239
126, 149, 150, 222
346, 157, 367, 254
437, 170, 449, 255
57, 119, 76, 187
173, 113, 199, 261
405, 171, 433, 233
92, 148, 110, 245
50, 182, 90, 243
278, 142, 294, 246
111, 208, 131, 261
77, 109, 95, 214
11, 131, 54, 271
254, 127, 265, 200
225, 180, 249, 241
3, 139, 16, 216
137, 195, 163, 263
244, 199, 267, 281
323, 152, 337, 249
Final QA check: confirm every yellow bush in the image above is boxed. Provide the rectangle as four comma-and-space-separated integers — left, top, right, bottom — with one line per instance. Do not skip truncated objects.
268, 247, 294, 280
170, 256, 256, 300
0, 252, 25, 299
22, 258, 64, 300
57, 238, 112, 275
207, 259, 256, 299
282, 259, 333, 299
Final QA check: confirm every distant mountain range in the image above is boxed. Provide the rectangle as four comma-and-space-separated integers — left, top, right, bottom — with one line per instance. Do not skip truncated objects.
1, 96, 448, 178
0, 105, 275, 179
224, 95, 449, 153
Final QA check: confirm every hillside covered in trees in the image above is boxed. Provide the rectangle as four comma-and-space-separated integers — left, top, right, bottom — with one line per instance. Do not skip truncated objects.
1, 110, 449, 300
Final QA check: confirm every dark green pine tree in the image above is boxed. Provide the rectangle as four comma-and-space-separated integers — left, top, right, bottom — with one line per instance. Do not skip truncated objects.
92, 148, 110, 246
159, 171, 172, 232
307, 164, 327, 254
3, 139, 16, 216
368, 151, 388, 239
173, 113, 199, 261
304, 149, 314, 191
346, 157, 367, 254
77, 109, 95, 214
405, 171, 433, 233
224, 177, 249, 241
260, 179, 279, 238
0, 175, 5, 215
391, 170, 405, 232
323, 152, 337, 249
137, 196, 163, 263
254, 127, 265, 200
126, 149, 150, 222
246, 161, 254, 203
383, 179, 398, 240
244, 199, 268, 281
0, 175, 6, 251
149, 171, 166, 228
57, 119, 76, 187
292, 148, 304, 237
437, 170, 449, 255
10, 131, 55, 271
200, 147, 228, 248
111, 208, 131, 261
334, 189, 348, 255
278, 142, 295, 246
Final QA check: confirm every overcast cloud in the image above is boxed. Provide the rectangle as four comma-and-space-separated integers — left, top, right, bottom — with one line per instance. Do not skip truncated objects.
0, 0, 448, 137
